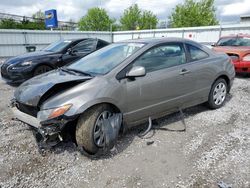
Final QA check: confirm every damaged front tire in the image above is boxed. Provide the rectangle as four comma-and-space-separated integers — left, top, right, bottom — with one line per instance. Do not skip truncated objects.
75, 104, 115, 155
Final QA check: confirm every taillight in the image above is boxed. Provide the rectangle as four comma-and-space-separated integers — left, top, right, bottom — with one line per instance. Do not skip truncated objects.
242, 54, 250, 62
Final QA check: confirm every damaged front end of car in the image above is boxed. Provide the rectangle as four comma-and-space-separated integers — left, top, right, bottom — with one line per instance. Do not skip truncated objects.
11, 97, 78, 149
10, 68, 93, 149
36, 106, 79, 149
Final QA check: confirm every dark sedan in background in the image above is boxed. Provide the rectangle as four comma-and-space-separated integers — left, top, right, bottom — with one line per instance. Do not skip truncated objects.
1, 38, 109, 83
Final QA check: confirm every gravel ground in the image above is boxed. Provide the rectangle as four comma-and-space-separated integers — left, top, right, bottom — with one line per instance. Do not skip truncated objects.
0, 75, 250, 188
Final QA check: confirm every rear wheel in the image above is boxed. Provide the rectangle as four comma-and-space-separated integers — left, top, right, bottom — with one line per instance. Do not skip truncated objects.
75, 104, 114, 155
33, 65, 53, 76
208, 78, 228, 109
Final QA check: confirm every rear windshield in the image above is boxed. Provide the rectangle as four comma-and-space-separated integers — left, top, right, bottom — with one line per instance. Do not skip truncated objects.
43, 40, 72, 52
217, 37, 250, 46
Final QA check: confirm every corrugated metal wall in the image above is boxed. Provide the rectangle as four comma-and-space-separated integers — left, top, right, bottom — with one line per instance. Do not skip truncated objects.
0, 24, 250, 58
113, 24, 250, 44
0, 30, 112, 58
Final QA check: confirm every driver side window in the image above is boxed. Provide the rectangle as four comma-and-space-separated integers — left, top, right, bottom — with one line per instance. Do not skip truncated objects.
133, 43, 186, 72
72, 39, 97, 53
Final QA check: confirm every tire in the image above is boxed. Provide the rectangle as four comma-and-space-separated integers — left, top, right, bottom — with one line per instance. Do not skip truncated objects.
75, 104, 114, 155
33, 65, 53, 76
208, 78, 228, 109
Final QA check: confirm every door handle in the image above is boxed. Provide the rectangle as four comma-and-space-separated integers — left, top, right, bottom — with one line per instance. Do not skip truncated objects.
179, 69, 190, 75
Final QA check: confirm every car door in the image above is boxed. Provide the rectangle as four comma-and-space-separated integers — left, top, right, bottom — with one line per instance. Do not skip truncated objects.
72, 38, 98, 57
123, 43, 197, 124
183, 43, 214, 101
62, 39, 98, 65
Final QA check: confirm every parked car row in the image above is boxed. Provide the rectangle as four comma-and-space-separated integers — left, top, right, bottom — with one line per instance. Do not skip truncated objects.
1, 36, 237, 156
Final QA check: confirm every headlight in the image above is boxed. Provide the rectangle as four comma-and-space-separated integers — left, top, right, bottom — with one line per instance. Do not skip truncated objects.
11, 61, 32, 70
242, 54, 250, 62
37, 104, 72, 121
21, 61, 33, 66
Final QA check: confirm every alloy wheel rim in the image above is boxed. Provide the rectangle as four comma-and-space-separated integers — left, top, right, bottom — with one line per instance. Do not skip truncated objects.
93, 111, 112, 147
213, 82, 227, 106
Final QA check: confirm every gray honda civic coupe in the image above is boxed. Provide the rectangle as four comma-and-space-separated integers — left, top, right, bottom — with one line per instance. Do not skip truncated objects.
11, 38, 235, 155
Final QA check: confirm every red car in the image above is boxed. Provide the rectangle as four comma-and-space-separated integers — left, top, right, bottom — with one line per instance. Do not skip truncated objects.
213, 34, 250, 73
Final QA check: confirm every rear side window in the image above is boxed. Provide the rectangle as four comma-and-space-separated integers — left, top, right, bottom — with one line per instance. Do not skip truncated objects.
187, 44, 209, 62
133, 43, 186, 72
97, 40, 109, 50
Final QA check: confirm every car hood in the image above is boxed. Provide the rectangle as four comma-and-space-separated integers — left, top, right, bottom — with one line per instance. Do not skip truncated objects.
14, 69, 92, 107
213, 46, 250, 56
4, 50, 57, 65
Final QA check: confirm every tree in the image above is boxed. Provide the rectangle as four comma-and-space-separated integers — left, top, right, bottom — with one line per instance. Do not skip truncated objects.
139, 10, 158, 30
31, 10, 46, 30
32, 10, 45, 20
0, 17, 46, 30
0, 19, 18, 29
78, 7, 115, 31
120, 4, 158, 30
169, 0, 218, 28
120, 4, 141, 30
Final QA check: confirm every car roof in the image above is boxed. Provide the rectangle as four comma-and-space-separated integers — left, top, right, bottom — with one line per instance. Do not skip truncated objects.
220, 34, 250, 38
117, 37, 202, 47
65, 38, 108, 42
120, 37, 197, 44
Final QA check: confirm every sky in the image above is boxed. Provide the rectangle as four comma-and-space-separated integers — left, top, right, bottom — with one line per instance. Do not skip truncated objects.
0, 0, 250, 24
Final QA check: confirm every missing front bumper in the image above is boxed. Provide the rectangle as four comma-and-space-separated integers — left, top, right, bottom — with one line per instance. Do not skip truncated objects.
11, 106, 74, 149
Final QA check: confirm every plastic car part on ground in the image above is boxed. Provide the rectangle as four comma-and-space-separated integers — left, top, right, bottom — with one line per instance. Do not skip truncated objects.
218, 181, 232, 188
138, 108, 187, 140
103, 113, 122, 150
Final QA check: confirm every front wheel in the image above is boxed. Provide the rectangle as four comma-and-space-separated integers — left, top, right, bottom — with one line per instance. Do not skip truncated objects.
208, 78, 228, 109
75, 104, 114, 155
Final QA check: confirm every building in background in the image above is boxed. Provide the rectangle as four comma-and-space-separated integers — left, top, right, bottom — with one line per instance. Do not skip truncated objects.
240, 15, 250, 24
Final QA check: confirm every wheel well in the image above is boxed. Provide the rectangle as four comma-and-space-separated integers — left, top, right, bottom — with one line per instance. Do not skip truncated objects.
61, 102, 122, 143
88, 102, 121, 113
34, 63, 54, 71
215, 75, 230, 87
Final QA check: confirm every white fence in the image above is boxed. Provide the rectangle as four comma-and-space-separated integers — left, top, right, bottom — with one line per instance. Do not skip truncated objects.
0, 24, 250, 58
113, 24, 250, 43
0, 30, 112, 58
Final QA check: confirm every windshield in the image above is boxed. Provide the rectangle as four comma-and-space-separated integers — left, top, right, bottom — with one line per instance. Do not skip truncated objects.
67, 42, 145, 75
43, 40, 72, 52
217, 37, 250, 46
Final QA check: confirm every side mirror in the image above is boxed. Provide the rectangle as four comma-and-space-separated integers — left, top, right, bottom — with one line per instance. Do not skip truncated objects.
67, 48, 72, 54
126, 66, 146, 78
67, 48, 77, 55
211, 43, 216, 47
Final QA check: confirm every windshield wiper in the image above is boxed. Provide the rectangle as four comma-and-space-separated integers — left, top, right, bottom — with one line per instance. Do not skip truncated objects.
63, 67, 93, 77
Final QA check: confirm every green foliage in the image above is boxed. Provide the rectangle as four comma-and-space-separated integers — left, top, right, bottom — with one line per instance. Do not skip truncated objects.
0, 19, 18, 29
32, 10, 45, 20
120, 4, 158, 30
0, 10, 46, 30
78, 7, 115, 31
139, 10, 158, 30
169, 0, 219, 28
0, 18, 46, 30
120, 4, 141, 30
